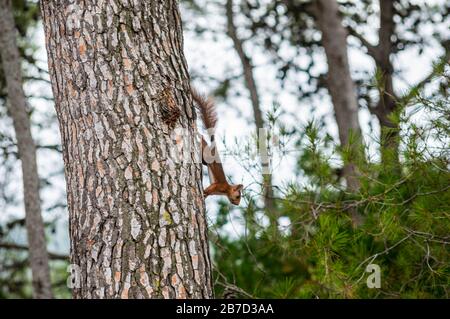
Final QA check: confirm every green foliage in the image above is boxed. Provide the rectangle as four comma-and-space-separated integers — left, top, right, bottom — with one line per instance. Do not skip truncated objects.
211, 70, 450, 299
12, 0, 40, 37
0, 248, 70, 299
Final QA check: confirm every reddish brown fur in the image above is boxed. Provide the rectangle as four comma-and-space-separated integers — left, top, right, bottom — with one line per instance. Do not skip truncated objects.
191, 87, 217, 131
191, 87, 243, 205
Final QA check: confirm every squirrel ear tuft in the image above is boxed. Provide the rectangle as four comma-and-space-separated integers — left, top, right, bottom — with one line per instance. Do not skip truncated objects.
236, 184, 243, 191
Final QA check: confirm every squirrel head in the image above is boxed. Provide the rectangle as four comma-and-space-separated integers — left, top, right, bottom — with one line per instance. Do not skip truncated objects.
228, 184, 243, 205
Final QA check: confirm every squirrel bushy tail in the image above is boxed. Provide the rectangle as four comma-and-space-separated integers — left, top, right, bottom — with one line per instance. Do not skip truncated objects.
191, 87, 217, 139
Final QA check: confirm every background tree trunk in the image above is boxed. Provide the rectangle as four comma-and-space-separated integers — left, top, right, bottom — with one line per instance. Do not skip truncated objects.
314, 0, 364, 193
374, 0, 400, 172
347, 0, 400, 171
40, 0, 213, 299
226, 0, 277, 228
0, 0, 53, 299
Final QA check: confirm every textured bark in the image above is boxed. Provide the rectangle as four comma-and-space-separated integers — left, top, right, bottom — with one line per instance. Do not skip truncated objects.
226, 0, 277, 225
0, 0, 53, 299
40, 0, 212, 299
314, 0, 363, 193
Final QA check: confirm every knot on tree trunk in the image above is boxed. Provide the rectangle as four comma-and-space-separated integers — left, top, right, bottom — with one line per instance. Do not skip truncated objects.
158, 88, 181, 128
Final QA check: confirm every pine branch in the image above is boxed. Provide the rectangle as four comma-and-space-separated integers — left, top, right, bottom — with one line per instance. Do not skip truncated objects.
0, 242, 68, 261
347, 25, 379, 59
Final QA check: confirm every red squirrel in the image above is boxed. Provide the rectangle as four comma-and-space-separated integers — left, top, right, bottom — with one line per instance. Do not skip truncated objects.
191, 88, 243, 205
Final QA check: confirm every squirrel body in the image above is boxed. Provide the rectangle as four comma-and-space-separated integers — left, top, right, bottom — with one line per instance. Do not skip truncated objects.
191, 87, 243, 205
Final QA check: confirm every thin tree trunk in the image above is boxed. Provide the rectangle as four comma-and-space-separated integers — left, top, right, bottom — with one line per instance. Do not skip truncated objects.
314, 0, 364, 193
346, 0, 400, 170
40, 0, 212, 299
226, 0, 277, 227
375, 0, 400, 172
0, 0, 53, 299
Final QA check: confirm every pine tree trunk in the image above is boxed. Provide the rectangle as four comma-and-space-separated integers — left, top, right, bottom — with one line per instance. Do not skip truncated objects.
0, 0, 53, 299
314, 0, 364, 193
375, 0, 400, 172
40, 0, 213, 299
